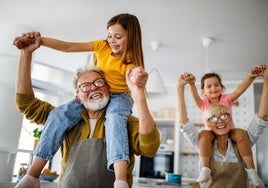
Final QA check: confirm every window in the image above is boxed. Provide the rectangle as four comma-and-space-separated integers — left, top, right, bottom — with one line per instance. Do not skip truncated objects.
13, 91, 68, 180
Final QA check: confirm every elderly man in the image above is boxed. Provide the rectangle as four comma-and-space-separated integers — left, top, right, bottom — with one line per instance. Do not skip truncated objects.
15, 35, 160, 188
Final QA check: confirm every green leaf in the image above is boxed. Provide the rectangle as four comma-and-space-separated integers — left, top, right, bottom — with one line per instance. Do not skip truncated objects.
33, 128, 42, 138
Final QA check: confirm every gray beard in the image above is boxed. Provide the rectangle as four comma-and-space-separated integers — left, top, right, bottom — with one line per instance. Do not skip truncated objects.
83, 96, 109, 111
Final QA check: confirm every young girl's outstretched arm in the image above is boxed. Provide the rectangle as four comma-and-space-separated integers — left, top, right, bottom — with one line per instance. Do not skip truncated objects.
182, 72, 202, 108
14, 31, 94, 53
230, 64, 266, 102
41, 36, 93, 52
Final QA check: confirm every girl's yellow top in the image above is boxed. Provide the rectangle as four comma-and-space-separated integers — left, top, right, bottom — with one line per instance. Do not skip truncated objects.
93, 40, 135, 93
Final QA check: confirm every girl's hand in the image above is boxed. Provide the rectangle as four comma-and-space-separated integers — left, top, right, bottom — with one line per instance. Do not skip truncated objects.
13, 31, 41, 49
13, 36, 34, 49
127, 67, 148, 89
19, 33, 41, 53
181, 72, 196, 84
250, 64, 266, 77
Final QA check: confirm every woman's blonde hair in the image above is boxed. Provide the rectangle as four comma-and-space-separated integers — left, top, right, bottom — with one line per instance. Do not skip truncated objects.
204, 105, 231, 123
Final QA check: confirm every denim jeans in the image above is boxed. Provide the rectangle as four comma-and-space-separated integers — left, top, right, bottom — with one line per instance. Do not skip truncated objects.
35, 99, 84, 160
105, 92, 133, 170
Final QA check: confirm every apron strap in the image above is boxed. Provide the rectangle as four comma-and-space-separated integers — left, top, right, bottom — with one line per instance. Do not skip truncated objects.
232, 142, 242, 162
73, 120, 106, 142
73, 120, 84, 143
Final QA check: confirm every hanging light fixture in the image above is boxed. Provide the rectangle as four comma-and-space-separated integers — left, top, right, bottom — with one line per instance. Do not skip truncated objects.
150, 41, 161, 51
202, 37, 213, 72
146, 68, 167, 94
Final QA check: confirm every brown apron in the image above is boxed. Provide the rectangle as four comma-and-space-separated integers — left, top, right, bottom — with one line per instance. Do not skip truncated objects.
205, 142, 247, 188
59, 123, 115, 188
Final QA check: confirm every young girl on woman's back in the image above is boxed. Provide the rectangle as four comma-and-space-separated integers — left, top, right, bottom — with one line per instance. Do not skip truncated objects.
181, 64, 266, 187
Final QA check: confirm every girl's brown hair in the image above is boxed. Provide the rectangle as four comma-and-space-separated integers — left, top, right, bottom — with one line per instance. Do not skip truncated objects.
106, 13, 144, 68
201, 73, 225, 90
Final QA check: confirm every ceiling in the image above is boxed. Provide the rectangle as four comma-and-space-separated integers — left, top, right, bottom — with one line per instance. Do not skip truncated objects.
1, 0, 268, 87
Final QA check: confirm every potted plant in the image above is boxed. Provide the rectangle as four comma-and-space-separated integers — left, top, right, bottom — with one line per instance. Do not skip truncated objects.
33, 127, 42, 149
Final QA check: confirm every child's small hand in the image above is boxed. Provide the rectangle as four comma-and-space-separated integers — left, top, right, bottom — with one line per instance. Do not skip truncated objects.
13, 31, 41, 49
127, 67, 148, 88
250, 64, 266, 77
181, 72, 196, 84
177, 72, 195, 88
13, 36, 35, 49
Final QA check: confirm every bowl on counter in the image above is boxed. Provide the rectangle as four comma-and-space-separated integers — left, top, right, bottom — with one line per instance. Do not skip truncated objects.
165, 173, 182, 185
40, 174, 59, 182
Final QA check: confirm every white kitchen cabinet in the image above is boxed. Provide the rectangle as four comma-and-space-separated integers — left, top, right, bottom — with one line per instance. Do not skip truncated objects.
155, 118, 176, 147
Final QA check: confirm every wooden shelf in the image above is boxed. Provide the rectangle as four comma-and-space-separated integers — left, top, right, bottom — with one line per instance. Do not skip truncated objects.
180, 152, 199, 156
154, 117, 175, 122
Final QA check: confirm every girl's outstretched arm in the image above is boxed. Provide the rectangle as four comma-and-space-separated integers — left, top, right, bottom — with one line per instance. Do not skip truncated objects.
41, 36, 94, 52
230, 64, 266, 102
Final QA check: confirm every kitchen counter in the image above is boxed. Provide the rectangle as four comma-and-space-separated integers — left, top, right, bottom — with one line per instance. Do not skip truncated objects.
133, 183, 191, 188
0, 182, 190, 188
132, 177, 193, 188
0, 182, 58, 188
0, 177, 195, 188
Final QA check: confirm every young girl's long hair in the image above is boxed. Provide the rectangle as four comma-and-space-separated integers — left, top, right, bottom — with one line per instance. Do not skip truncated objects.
106, 13, 144, 68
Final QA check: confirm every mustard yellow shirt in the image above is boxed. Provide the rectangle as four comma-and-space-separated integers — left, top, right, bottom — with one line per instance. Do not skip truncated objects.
15, 93, 160, 187
93, 40, 135, 93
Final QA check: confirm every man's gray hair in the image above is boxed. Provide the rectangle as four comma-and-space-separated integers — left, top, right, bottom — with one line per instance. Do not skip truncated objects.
73, 65, 105, 93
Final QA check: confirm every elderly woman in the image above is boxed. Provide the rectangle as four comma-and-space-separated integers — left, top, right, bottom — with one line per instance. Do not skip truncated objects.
176, 69, 268, 188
